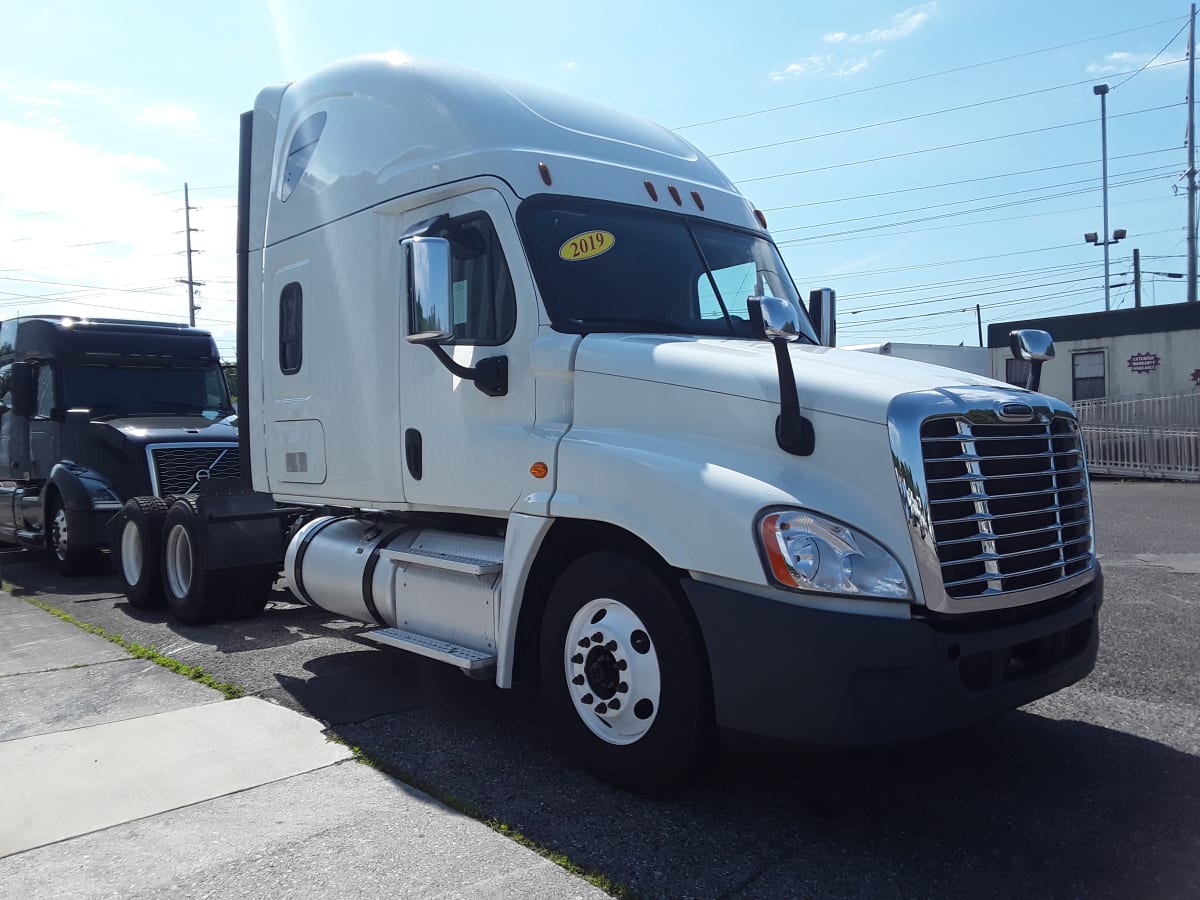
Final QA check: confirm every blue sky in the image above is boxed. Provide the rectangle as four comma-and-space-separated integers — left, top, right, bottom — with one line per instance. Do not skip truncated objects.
1, 0, 1194, 357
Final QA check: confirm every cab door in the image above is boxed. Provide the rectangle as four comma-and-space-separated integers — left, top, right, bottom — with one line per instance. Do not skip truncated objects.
397, 188, 540, 515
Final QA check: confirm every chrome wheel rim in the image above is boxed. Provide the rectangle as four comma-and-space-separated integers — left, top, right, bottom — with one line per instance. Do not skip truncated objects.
564, 598, 661, 746
52, 507, 69, 560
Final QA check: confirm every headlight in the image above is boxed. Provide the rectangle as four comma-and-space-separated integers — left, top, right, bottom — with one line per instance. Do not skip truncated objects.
758, 509, 911, 600
85, 484, 121, 506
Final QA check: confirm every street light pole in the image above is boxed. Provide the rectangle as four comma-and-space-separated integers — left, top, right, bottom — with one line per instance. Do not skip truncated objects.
1094, 83, 1112, 312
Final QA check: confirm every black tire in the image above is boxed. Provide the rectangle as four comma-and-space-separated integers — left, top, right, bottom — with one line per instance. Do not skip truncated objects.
160, 497, 223, 625
116, 497, 169, 608
539, 551, 714, 794
223, 565, 278, 620
47, 494, 95, 576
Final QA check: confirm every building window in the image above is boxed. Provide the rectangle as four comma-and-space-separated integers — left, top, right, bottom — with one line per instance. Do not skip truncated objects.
1005, 357, 1032, 388
279, 282, 303, 374
1072, 350, 1105, 401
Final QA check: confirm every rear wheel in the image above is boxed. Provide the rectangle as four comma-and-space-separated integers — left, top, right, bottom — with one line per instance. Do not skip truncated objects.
540, 551, 714, 794
116, 497, 169, 608
161, 497, 223, 625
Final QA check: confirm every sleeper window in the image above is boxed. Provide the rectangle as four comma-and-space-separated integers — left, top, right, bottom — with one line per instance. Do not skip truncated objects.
279, 282, 303, 374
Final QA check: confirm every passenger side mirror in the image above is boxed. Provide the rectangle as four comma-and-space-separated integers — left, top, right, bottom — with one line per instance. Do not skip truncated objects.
10, 361, 32, 418
1009, 329, 1055, 392
747, 295, 802, 343
808, 288, 836, 348
747, 297, 814, 457
404, 236, 454, 345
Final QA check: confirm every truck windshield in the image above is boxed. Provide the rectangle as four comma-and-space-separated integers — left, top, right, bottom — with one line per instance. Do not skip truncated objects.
61, 360, 232, 416
516, 195, 818, 342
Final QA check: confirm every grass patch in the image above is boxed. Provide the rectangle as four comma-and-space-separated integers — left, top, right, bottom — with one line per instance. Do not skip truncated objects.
331, 737, 636, 899
21, 597, 245, 699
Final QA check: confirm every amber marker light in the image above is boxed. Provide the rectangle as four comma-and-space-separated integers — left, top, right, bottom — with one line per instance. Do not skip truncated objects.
644, 180, 659, 201
538, 162, 552, 185
691, 191, 705, 211
668, 185, 682, 206
754, 209, 768, 228
759, 513, 798, 587
530, 462, 549, 479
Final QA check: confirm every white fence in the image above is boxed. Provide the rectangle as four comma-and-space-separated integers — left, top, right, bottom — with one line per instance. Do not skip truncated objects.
1073, 391, 1200, 481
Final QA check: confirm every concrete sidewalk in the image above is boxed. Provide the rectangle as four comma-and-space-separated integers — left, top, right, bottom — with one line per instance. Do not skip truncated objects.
0, 591, 607, 898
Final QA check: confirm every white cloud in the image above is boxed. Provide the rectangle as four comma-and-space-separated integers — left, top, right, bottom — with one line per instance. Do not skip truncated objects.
48, 80, 104, 97
823, 3, 936, 44
1086, 50, 1187, 75
0, 121, 236, 346
563, 61, 578, 72
138, 103, 198, 125
15, 95, 62, 106
771, 50, 884, 81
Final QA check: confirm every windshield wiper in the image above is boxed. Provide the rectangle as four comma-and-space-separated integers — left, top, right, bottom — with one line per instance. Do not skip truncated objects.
568, 316, 687, 333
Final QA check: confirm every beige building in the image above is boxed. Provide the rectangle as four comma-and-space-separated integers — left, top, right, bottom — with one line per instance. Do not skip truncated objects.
988, 302, 1200, 403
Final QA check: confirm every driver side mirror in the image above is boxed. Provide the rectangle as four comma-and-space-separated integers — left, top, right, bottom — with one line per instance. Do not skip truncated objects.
10, 361, 32, 418
404, 236, 454, 345
1009, 329, 1055, 392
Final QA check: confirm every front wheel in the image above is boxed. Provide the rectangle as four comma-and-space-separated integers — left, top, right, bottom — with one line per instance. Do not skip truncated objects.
48, 495, 95, 576
540, 551, 714, 794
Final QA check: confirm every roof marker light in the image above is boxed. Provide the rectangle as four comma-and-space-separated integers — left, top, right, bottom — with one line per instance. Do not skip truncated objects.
538, 162, 552, 186
691, 191, 704, 211
667, 185, 682, 206
754, 209, 768, 229
644, 181, 658, 201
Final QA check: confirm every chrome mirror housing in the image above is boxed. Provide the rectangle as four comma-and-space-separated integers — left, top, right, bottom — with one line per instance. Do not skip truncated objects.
404, 236, 454, 345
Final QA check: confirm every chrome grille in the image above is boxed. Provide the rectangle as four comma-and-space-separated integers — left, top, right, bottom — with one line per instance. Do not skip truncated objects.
148, 444, 240, 496
920, 415, 1093, 600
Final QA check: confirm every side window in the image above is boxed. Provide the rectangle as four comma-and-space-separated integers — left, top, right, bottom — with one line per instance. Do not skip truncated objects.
279, 283, 303, 375
698, 261, 756, 322
430, 214, 516, 345
281, 112, 327, 202
35, 363, 55, 418
0, 364, 10, 409
1072, 350, 1105, 401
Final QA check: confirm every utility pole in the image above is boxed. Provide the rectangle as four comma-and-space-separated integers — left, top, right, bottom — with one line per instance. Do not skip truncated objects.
1189, 3, 1197, 301
1133, 248, 1142, 308
1095, 83, 1113, 311
176, 182, 204, 326
975, 304, 983, 347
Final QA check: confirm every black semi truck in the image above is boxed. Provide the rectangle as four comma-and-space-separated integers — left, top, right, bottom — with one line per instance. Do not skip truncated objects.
0, 316, 240, 574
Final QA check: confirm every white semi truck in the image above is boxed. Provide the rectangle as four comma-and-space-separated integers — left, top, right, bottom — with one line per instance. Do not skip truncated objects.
115, 54, 1102, 792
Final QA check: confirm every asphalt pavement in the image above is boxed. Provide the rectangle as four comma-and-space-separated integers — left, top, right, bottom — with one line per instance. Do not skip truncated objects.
0, 479, 1197, 899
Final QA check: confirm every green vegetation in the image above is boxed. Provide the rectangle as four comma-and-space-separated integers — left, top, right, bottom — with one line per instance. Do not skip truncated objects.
20, 597, 245, 699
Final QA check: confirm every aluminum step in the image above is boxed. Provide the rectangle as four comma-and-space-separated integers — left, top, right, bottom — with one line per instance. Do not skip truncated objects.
361, 627, 496, 672
377, 547, 502, 576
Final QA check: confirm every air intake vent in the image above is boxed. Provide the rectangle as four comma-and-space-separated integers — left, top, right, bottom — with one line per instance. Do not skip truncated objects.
148, 444, 240, 496
919, 416, 1093, 600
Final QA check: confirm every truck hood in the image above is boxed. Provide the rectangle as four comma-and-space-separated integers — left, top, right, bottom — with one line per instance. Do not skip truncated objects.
573, 335, 1003, 424
94, 414, 239, 446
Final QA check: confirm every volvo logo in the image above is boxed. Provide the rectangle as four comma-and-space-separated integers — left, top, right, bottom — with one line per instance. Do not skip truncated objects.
195, 468, 211, 481
996, 401, 1034, 422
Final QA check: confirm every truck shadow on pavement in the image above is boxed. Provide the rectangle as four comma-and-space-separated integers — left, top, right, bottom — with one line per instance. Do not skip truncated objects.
316, 676, 1199, 899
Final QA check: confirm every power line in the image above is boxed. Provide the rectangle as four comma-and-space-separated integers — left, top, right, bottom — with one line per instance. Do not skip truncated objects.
711, 60, 1185, 160
761, 148, 1180, 212
1111, 18, 1190, 91
675, 16, 1187, 130
778, 201, 1181, 247
738, 103, 1183, 185
771, 171, 1172, 235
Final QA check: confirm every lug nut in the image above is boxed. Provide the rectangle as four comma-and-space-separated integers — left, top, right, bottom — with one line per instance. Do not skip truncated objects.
608, 698, 621, 711
581, 693, 593, 705
571, 653, 584, 665
617, 682, 628, 693
595, 703, 608, 714
572, 675, 585, 686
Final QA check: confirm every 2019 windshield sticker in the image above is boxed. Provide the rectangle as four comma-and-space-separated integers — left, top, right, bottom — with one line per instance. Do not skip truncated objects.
558, 230, 615, 261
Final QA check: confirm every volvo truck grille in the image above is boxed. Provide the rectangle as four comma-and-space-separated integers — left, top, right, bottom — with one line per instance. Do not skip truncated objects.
147, 444, 240, 496
919, 415, 1093, 600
